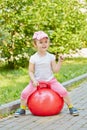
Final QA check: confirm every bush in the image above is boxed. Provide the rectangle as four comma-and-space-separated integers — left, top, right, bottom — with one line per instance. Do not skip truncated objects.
0, 0, 87, 68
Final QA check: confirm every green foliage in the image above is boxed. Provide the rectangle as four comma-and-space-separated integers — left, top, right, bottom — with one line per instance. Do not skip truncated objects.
0, 0, 87, 68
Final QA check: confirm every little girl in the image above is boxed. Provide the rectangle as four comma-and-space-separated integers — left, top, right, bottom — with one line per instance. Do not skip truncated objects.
15, 31, 79, 117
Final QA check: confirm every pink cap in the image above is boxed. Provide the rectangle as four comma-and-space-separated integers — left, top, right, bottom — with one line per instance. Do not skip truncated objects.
33, 31, 48, 40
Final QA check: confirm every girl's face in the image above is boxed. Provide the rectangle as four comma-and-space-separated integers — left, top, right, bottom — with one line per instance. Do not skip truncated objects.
34, 37, 49, 53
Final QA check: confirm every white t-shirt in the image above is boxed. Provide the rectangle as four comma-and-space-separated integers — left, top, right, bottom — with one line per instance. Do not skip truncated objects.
29, 52, 55, 81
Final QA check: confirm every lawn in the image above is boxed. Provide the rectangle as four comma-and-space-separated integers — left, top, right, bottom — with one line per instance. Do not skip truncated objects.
0, 57, 87, 105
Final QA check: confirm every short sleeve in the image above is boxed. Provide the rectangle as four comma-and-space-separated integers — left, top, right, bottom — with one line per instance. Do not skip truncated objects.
51, 54, 55, 61
29, 55, 35, 64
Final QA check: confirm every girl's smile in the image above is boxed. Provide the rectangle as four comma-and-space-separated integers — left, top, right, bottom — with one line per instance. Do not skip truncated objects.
35, 37, 49, 54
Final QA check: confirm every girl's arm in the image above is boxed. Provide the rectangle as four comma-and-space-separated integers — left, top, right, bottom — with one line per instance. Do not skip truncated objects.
51, 55, 64, 73
29, 62, 39, 87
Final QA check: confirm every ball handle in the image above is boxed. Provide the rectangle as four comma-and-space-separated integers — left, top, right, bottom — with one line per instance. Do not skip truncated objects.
37, 82, 50, 90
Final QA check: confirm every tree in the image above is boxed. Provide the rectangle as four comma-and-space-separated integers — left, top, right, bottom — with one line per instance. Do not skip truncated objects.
0, 0, 87, 68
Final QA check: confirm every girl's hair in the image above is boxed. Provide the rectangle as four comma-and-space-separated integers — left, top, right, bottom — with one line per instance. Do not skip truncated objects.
33, 39, 37, 45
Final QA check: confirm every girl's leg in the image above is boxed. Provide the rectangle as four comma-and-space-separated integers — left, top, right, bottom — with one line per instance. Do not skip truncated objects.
63, 95, 72, 106
20, 81, 36, 107
15, 81, 36, 116
49, 78, 73, 106
49, 78, 79, 116
49, 78, 69, 99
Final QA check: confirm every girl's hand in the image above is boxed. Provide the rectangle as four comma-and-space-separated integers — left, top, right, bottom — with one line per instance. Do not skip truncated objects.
32, 80, 39, 87
59, 55, 64, 62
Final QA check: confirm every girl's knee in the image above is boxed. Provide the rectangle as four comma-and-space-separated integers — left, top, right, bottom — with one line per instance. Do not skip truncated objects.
21, 83, 36, 100
21, 90, 28, 100
61, 90, 68, 97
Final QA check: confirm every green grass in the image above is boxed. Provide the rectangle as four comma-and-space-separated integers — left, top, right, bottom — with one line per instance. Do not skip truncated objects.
55, 57, 87, 82
0, 57, 87, 105
0, 68, 29, 105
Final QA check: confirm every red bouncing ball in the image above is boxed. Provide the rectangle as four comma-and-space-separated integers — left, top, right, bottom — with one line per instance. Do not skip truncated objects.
27, 82, 64, 116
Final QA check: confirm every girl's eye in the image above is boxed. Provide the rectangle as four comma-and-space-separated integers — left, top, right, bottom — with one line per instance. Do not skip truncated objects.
40, 42, 42, 44
45, 41, 48, 44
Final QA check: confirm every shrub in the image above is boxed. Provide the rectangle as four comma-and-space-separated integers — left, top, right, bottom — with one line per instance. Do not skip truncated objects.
0, 0, 87, 68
